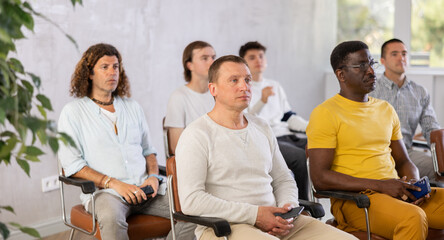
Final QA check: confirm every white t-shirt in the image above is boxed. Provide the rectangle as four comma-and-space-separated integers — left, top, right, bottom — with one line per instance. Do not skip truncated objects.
247, 78, 294, 137
176, 113, 298, 238
164, 85, 214, 128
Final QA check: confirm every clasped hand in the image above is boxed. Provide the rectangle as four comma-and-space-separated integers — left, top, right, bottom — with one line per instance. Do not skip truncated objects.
110, 177, 159, 205
255, 203, 295, 237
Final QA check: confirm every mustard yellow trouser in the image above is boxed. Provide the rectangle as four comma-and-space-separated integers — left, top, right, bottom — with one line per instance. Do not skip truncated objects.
331, 187, 444, 240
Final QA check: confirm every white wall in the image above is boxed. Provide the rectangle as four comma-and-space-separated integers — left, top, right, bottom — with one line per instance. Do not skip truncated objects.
0, 0, 336, 237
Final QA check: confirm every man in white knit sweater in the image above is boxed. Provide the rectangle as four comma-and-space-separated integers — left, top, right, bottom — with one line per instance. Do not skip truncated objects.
175, 55, 356, 239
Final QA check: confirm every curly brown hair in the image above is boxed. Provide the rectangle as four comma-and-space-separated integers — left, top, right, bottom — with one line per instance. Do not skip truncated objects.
70, 43, 130, 98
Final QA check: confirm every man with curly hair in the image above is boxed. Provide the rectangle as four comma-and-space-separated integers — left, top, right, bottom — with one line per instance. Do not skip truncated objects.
58, 43, 195, 240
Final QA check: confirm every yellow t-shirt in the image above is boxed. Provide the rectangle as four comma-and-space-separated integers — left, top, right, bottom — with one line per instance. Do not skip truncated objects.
306, 94, 402, 180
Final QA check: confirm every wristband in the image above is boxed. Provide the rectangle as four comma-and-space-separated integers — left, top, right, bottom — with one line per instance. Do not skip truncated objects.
104, 176, 112, 189
148, 174, 163, 183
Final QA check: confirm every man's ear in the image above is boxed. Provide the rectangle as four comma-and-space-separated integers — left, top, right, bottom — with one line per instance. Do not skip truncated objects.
208, 82, 217, 97
380, 57, 386, 66
335, 68, 346, 83
186, 61, 193, 72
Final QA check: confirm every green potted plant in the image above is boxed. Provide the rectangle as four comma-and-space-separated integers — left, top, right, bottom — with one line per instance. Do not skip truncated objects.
0, 0, 82, 238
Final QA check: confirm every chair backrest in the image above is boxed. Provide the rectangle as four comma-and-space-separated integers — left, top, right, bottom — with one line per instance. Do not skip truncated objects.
430, 129, 444, 175
166, 156, 182, 213
162, 117, 174, 159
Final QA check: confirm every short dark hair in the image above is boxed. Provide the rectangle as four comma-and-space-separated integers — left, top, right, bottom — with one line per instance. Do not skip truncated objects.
381, 38, 404, 58
330, 41, 369, 71
239, 41, 266, 58
70, 43, 130, 98
209, 55, 248, 83
182, 41, 213, 82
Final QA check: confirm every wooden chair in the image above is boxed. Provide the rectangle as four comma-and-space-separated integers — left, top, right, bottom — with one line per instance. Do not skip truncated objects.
58, 166, 171, 240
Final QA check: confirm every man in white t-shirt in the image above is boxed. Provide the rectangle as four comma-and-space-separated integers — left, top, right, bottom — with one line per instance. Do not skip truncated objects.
240, 41, 310, 200
176, 55, 356, 240
164, 41, 216, 154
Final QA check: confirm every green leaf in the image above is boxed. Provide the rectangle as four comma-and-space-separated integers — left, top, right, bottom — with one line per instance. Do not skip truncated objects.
0, 107, 5, 124
36, 129, 47, 145
19, 226, 40, 238
24, 146, 44, 156
48, 136, 59, 153
21, 79, 34, 95
27, 72, 41, 89
8, 222, 40, 238
64, 33, 79, 50
8, 58, 24, 74
24, 154, 40, 162
58, 132, 76, 148
16, 158, 30, 177
0, 206, 15, 214
36, 94, 53, 111
0, 137, 18, 159
23, 116, 45, 132
71, 0, 83, 7
0, 221, 10, 240
0, 141, 12, 165
0, 131, 16, 138
37, 105, 47, 119
17, 84, 32, 112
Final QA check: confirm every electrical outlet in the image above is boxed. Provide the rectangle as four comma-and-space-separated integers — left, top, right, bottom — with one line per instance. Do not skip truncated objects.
41, 175, 60, 192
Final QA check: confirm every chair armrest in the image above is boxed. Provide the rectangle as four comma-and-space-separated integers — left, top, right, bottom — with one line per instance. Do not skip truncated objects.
316, 190, 370, 208
412, 139, 430, 150
172, 212, 231, 237
59, 176, 96, 194
430, 180, 444, 188
298, 199, 325, 218
159, 165, 167, 176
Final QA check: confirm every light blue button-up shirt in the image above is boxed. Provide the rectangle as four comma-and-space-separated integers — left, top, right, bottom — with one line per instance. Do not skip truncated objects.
58, 97, 157, 206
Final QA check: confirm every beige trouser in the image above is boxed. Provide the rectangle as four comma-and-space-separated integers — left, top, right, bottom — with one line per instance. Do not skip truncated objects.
408, 148, 435, 180
200, 215, 357, 240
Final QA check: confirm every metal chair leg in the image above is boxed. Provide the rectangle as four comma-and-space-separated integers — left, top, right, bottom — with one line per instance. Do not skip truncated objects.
364, 207, 371, 240
167, 175, 177, 240
68, 228, 75, 240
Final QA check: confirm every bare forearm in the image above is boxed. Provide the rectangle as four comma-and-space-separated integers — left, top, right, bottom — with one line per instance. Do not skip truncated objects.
71, 166, 107, 189
312, 168, 382, 192
396, 160, 420, 180
390, 139, 420, 180
145, 154, 159, 175
168, 128, 184, 155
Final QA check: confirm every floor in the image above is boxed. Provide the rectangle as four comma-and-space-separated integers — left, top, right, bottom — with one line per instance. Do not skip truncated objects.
42, 230, 166, 240
42, 230, 94, 240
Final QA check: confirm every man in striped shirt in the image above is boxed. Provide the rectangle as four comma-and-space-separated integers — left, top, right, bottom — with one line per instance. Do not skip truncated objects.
370, 38, 440, 179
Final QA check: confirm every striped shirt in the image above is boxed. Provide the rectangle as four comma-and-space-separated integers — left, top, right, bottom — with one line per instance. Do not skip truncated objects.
370, 74, 440, 148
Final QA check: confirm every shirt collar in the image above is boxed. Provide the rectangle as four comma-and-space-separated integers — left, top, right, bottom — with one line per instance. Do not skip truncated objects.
82, 96, 120, 115
380, 73, 411, 90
